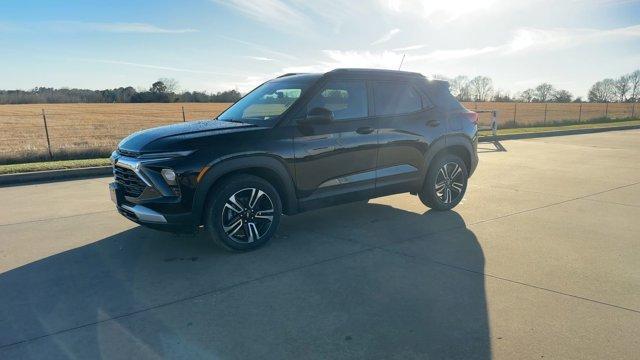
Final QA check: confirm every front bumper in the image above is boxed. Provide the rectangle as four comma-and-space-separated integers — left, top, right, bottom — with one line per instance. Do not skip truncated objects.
110, 153, 197, 232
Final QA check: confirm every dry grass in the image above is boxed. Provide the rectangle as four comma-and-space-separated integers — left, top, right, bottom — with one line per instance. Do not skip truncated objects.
0, 103, 230, 164
1, 102, 638, 164
462, 102, 638, 127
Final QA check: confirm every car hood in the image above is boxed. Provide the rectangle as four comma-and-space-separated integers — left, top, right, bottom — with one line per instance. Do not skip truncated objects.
118, 119, 254, 153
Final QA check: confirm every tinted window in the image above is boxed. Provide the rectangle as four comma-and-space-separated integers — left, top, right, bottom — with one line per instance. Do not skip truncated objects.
307, 80, 367, 120
373, 82, 422, 116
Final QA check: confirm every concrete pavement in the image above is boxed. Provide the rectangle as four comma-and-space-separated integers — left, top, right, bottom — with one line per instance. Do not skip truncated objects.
1, 130, 639, 359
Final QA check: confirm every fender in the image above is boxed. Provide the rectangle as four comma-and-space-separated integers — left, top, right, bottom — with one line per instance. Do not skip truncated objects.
423, 134, 475, 176
192, 155, 298, 223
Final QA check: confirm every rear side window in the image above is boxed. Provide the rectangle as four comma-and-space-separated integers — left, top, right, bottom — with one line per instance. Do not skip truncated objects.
307, 80, 368, 120
373, 82, 422, 116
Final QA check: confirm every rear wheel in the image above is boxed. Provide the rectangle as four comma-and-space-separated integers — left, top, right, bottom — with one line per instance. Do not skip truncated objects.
205, 174, 282, 251
419, 154, 468, 211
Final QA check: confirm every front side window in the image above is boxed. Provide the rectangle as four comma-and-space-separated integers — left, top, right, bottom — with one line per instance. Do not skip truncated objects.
307, 80, 368, 121
218, 80, 314, 123
373, 82, 422, 116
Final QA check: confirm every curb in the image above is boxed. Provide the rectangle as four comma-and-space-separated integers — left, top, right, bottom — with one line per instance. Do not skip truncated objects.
479, 124, 640, 142
0, 166, 112, 187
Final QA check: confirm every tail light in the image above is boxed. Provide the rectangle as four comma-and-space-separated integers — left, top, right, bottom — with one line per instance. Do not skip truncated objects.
463, 112, 479, 125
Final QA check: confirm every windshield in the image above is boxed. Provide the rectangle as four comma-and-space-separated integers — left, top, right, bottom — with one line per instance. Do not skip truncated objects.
218, 79, 315, 123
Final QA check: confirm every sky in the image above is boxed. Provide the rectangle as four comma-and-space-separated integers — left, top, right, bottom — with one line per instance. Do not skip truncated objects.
1, 0, 639, 98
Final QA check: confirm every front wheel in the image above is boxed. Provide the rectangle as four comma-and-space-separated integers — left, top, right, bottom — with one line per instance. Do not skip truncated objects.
205, 174, 282, 251
419, 154, 468, 211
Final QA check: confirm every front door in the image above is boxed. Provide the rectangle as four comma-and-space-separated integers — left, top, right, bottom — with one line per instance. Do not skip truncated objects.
293, 79, 378, 210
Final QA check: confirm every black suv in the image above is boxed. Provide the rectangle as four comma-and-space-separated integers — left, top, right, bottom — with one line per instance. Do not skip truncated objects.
110, 69, 478, 251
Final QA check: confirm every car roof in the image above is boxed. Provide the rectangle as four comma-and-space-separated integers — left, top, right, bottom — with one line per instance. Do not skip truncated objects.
274, 68, 425, 82
327, 68, 425, 79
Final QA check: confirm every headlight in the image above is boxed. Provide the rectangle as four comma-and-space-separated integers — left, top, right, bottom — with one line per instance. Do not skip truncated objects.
109, 151, 117, 165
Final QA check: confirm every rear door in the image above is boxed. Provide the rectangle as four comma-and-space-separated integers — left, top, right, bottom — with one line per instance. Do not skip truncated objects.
293, 78, 378, 210
373, 80, 446, 196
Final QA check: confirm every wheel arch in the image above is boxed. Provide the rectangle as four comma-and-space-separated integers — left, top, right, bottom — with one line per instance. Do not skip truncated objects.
424, 134, 474, 177
192, 155, 298, 225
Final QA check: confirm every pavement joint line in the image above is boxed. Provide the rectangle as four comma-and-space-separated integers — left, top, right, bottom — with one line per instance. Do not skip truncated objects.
379, 246, 640, 315
0, 247, 375, 350
0, 210, 115, 227
305, 181, 640, 315
307, 225, 640, 316
2, 173, 639, 348
468, 179, 640, 228
579, 198, 640, 209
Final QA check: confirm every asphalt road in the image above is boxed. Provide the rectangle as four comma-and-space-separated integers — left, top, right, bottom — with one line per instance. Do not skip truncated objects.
1, 130, 639, 359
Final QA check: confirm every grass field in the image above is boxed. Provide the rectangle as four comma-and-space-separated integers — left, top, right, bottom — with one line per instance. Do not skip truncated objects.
0, 102, 637, 164
0, 103, 231, 164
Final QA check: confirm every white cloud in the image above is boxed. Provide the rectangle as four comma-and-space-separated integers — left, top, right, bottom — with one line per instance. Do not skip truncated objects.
406, 24, 640, 63
371, 28, 401, 45
218, 35, 298, 61
277, 50, 404, 74
384, 0, 500, 23
74, 58, 243, 76
244, 56, 276, 62
392, 44, 426, 51
212, 0, 310, 31
51, 21, 197, 33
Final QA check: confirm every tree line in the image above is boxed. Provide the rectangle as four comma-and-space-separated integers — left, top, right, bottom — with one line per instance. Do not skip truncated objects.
439, 69, 640, 103
3, 71, 640, 105
0, 78, 242, 104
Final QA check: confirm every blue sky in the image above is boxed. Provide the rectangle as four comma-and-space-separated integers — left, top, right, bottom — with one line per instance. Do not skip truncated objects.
1, 0, 639, 97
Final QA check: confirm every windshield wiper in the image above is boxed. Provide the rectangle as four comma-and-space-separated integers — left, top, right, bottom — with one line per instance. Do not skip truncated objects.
222, 119, 247, 123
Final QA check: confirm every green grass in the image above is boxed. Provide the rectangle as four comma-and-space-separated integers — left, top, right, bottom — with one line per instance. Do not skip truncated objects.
480, 119, 640, 137
0, 158, 110, 175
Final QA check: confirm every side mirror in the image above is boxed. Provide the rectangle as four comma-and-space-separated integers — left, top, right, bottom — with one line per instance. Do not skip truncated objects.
300, 107, 333, 125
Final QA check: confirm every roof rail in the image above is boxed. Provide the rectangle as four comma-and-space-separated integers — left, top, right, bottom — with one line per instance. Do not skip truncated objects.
277, 73, 306, 78
328, 68, 424, 77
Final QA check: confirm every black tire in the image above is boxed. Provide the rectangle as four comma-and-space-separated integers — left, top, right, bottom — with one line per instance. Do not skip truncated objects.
204, 174, 282, 251
419, 153, 468, 211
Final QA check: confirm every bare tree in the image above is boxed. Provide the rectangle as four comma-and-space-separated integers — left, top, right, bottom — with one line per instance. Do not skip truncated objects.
614, 75, 631, 102
534, 83, 555, 102
449, 75, 471, 101
158, 78, 180, 93
469, 76, 493, 102
518, 89, 535, 102
628, 70, 640, 102
588, 79, 616, 102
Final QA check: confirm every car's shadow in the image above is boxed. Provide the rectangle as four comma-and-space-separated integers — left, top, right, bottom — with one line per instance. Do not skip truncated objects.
0, 202, 490, 359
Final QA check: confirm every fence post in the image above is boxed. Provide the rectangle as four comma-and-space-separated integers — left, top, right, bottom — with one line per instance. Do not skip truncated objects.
632, 102, 636, 119
513, 103, 517, 128
492, 110, 498, 137
544, 103, 548, 124
578, 103, 583, 122
604, 103, 608, 118
182, 106, 186, 122
41, 109, 53, 160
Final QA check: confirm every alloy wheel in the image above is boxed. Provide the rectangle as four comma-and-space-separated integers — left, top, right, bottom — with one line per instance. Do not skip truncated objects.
221, 188, 274, 243
434, 162, 465, 204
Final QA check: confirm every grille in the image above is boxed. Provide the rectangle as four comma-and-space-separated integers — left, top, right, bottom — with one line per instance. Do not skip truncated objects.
114, 166, 146, 198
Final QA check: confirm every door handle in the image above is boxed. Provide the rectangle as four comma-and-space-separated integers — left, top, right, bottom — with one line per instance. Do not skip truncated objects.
427, 120, 440, 127
356, 126, 375, 135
